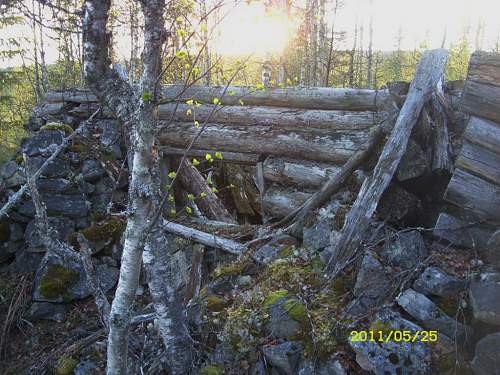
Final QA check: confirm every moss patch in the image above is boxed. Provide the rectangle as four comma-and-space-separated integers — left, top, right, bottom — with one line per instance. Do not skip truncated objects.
55, 356, 78, 375
263, 290, 289, 309
0, 220, 10, 243
38, 265, 79, 300
68, 143, 89, 153
81, 219, 126, 244
15, 154, 23, 165
40, 123, 74, 136
206, 295, 229, 312
199, 365, 223, 375
212, 258, 254, 279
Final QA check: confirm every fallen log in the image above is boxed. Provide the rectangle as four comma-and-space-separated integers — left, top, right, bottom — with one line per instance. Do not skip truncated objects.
158, 122, 368, 163
461, 80, 500, 124
159, 85, 389, 111
159, 103, 378, 130
466, 51, 500, 87
463, 116, 500, 156
160, 220, 246, 255
326, 49, 449, 277
262, 186, 312, 219
430, 91, 454, 173
444, 168, 500, 222
155, 147, 260, 165
456, 142, 500, 185
263, 157, 341, 188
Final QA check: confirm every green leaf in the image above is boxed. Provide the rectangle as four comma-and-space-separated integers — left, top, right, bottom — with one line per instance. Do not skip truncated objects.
239, 99, 245, 106
186, 108, 192, 117
141, 91, 152, 102
192, 158, 200, 166
187, 193, 195, 201
186, 99, 194, 105
168, 171, 177, 179
215, 151, 223, 160
194, 120, 200, 128
211, 187, 218, 193
205, 153, 213, 162
170, 208, 177, 215
206, 175, 213, 185
200, 192, 207, 198
185, 206, 192, 214
168, 194, 175, 203
175, 50, 187, 59
213, 97, 220, 105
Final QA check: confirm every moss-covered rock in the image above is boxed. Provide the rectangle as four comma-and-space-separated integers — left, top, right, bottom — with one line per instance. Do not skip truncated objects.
40, 122, 74, 136
211, 258, 255, 279
0, 220, 10, 243
55, 356, 78, 375
206, 295, 229, 312
38, 265, 79, 301
263, 290, 289, 309
199, 364, 223, 375
78, 218, 126, 251
68, 143, 90, 154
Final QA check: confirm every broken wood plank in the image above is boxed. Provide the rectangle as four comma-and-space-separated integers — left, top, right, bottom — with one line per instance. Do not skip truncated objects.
463, 116, 500, 156
462, 80, 500, 124
158, 122, 369, 163
444, 168, 500, 222
160, 220, 245, 255
263, 157, 341, 188
159, 85, 389, 111
159, 103, 378, 130
466, 51, 500, 87
456, 142, 500, 186
326, 49, 449, 277
160, 147, 260, 165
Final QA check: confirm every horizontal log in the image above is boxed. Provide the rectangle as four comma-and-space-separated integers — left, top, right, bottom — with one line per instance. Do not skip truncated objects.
158, 103, 378, 130
160, 147, 260, 164
463, 116, 500, 156
461, 80, 500, 123
45, 90, 97, 103
467, 51, 500, 87
444, 168, 500, 222
160, 85, 389, 111
158, 122, 369, 163
456, 142, 500, 186
262, 186, 312, 219
32, 102, 65, 117
263, 157, 341, 188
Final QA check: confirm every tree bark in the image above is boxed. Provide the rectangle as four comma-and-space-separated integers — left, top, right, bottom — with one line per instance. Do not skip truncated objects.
326, 49, 449, 277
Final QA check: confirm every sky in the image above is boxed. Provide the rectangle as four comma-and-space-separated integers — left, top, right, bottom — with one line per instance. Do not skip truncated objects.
1, 0, 499, 67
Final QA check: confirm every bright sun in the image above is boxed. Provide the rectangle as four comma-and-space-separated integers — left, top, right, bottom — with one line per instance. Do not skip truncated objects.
214, 3, 295, 56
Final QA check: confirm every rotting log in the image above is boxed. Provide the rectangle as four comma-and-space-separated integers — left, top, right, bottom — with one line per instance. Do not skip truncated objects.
463, 116, 500, 156
461, 80, 500, 124
158, 122, 369, 163
444, 168, 500, 222
159, 103, 378, 130
456, 142, 500, 186
326, 49, 450, 277
263, 157, 341, 188
172, 157, 236, 223
430, 91, 454, 173
160, 147, 260, 165
466, 51, 500, 87
45, 85, 390, 111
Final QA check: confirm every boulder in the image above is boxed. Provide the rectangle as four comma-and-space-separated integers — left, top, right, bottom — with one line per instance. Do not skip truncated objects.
433, 212, 491, 249
0, 160, 18, 180
471, 332, 500, 375
298, 359, 347, 375
25, 217, 75, 252
17, 194, 89, 218
413, 266, 465, 298
28, 302, 66, 322
470, 276, 500, 326
350, 309, 431, 375
397, 289, 472, 341
28, 156, 70, 178
9, 223, 24, 242
37, 178, 72, 193
8, 250, 44, 273
262, 341, 303, 375
252, 235, 299, 263
20, 130, 64, 156
303, 219, 332, 250
381, 230, 427, 270
266, 297, 303, 339
81, 160, 106, 182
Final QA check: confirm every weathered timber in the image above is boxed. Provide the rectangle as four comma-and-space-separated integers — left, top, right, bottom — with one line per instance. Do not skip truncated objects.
45, 85, 389, 111
466, 51, 500, 87
262, 186, 312, 219
326, 49, 449, 277
159, 103, 378, 130
173, 158, 236, 223
430, 91, 454, 173
462, 80, 500, 124
263, 157, 341, 188
160, 220, 245, 255
463, 116, 500, 156
160, 147, 260, 164
158, 122, 369, 163
456, 142, 500, 186
444, 168, 500, 222
159, 85, 389, 111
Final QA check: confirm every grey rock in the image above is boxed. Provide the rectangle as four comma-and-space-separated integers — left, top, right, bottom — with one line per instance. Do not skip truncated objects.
413, 266, 465, 298
397, 289, 472, 341
95, 264, 119, 293
94, 176, 115, 193
0, 160, 18, 179
263, 341, 303, 375
252, 235, 299, 263
28, 302, 66, 322
25, 217, 75, 252
471, 332, 500, 375
298, 359, 347, 375
303, 219, 331, 250
433, 213, 491, 249
470, 276, 500, 326
82, 160, 106, 181
266, 298, 302, 339
18, 194, 89, 218
5, 170, 25, 188
486, 229, 500, 268
9, 223, 24, 242
350, 309, 431, 375
38, 178, 71, 193
382, 230, 427, 270
9, 250, 44, 274
96, 119, 122, 159
74, 359, 97, 375
28, 156, 70, 178
21, 130, 64, 156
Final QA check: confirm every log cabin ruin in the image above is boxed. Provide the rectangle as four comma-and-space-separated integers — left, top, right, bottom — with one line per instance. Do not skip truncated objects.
1, 50, 500, 374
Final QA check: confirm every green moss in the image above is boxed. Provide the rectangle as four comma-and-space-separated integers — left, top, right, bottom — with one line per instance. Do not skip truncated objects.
206, 295, 229, 312
437, 352, 456, 372
330, 275, 349, 296
434, 297, 459, 317
0, 220, 10, 243
55, 356, 78, 375
212, 258, 254, 279
199, 365, 223, 375
40, 123, 74, 136
68, 144, 89, 153
369, 320, 394, 338
283, 298, 309, 326
38, 265, 79, 300
15, 154, 23, 164
80, 219, 126, 244
277, 245, 294, 258
263, 289, 289, 309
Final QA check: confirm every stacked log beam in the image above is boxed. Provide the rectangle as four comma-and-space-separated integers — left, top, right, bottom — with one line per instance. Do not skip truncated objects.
443, 52, 500, 223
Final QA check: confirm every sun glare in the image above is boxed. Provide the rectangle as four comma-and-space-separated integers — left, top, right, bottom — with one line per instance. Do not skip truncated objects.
214, 3, 295, 56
